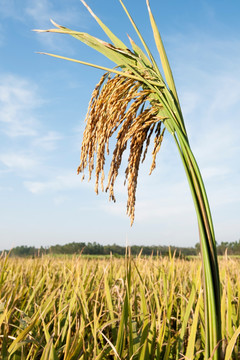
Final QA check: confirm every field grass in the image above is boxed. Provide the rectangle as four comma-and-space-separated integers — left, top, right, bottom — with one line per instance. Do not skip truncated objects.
0, 254, 239, 359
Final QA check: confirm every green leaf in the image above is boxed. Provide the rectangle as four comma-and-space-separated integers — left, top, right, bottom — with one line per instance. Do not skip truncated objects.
127, 34, 152, 68
118, 0, 161, 77
80, 0, 127, 49
146, 0, 178, 103
37, 52, 142, 82
185, 292, 202, 360
8, 313, 39, 355
224, 324, 240, 360
178, 266, 201, 355
35, 21, 136, 68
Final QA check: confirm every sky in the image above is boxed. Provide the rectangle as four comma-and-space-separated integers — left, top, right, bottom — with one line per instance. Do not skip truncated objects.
0, 0, 240, 250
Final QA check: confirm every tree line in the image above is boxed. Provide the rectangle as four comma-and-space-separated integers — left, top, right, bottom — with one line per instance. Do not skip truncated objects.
1, 240, 240, 258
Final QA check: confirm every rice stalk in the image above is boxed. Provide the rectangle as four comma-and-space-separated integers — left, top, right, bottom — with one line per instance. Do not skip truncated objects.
33, 1, 227, 358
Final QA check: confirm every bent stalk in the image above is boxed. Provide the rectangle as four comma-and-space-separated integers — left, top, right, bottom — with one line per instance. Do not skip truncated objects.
35, 0, 222, 358
174, 132, 221, 359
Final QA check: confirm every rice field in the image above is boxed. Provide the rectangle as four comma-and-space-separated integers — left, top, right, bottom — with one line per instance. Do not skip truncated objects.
0, 254, 239, 359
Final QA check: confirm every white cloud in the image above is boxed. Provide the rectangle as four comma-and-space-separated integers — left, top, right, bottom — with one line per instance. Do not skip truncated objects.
24, 172, 86, 194
0, 73, 63, 164
0, 0, 81, 25
32, 131, 62, 150
24, 181, 50, 194
26, 0, 80, 27
0, 153, 38, 170
0, 0, 87, 52
166, 34, 240, 197
26, 0, 89, 51
25, 0, 52, 26
0, 74, 42, 137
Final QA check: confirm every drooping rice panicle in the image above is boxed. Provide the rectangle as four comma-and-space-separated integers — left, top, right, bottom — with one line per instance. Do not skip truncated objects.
34, 1, 225, 358
77, 72, 165, 224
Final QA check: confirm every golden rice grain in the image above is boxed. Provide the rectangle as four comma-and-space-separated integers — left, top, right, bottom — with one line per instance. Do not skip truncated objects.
77, 72, 166, 224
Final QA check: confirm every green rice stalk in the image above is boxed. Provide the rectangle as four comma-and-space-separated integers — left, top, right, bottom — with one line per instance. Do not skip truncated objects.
35, 1, 223, 358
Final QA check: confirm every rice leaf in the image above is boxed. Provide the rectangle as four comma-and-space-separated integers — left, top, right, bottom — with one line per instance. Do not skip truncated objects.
118, 0, 161, 77
8, 313, 39, 355
80, 0, 127, 49
185, 291, 202, 360
224, 324, 240, 360
146, 0, 178, 103
178, 266, 201, 355
127, 34, 152, 68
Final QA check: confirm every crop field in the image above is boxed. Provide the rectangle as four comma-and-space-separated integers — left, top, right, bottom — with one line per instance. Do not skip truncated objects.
0, 254, 239, 359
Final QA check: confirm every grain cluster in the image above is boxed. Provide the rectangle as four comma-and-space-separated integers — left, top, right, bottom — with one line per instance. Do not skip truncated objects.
78, 73, 165, 224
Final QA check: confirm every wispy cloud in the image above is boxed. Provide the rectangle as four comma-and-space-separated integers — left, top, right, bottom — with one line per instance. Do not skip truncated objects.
0, 0, 84, 26
0, 73, 63, 145
0, 74, 41, 137
25, 0, 53, 26
24, 172, 87, 194
0, 152, 38, 170
0, 73, 65, 186
167, 32, 240, 175
0, 0, 88, 52
26, 0, 89, 51
32, 131, 62, 151
25, 0, 83, 27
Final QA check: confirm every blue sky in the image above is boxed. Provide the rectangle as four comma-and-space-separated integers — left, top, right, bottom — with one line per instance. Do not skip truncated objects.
0, 0, 240, 250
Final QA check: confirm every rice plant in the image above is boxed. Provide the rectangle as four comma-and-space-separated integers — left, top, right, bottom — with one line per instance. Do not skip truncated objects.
0, 255, 240, 359
34, 1, 239, 358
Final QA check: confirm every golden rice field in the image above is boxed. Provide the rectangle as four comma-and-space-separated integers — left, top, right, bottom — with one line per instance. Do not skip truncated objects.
0, 254, 239, 359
